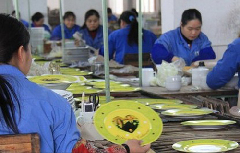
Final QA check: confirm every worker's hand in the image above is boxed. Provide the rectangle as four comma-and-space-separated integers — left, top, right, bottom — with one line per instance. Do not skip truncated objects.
126, 139, 151, 153
171, 56, 179, 62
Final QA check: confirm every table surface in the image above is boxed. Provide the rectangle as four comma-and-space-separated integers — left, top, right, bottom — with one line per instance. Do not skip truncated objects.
152, 121, 240, 153
141, 86, 238, 97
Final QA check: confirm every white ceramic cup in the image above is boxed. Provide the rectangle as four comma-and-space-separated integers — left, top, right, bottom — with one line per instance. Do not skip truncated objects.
76, 112, 95, 125
142, 68, 155, 87
165, 75, 181, 91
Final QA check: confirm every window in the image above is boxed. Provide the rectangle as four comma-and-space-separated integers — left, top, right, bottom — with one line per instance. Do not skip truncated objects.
136, 0, 155, 13
108, 0, 124, 14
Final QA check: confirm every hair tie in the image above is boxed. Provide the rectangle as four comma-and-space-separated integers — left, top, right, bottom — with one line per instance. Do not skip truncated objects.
129, 15, 135, 22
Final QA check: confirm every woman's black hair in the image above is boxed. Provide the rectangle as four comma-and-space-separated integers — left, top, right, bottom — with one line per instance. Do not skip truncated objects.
81, 9, 100, 29
31, 12, 44, 22
131, 8, 138, 17
0, 13, 30, 133
63, 11, 76, 20
181, 9, 202, 26
120, 11, 140, 46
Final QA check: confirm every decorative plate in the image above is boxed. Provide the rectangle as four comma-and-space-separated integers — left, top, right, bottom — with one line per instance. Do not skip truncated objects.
109, 86, 141, 92
181, 120, 236, 129
67, 85, 102, 94
28, 74, 78, 84
93, 84, 130, 89
94, 100, 163, 145
161, 109, 213, 118
172, 139, 239, 152
131, 98, 183, 105
60, 68, 93, 76
150, 104, 197, 110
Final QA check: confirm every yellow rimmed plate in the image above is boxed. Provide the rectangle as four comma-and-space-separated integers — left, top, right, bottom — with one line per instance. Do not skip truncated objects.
60, 68, 93, 76
94, 100, 163, 145
67, 86, 102, 94
181, 120, 236, 129
28, 74, 78, 84
109, 86, 141, 92
150, 104, 197, 110
132, 98, 183, 105
93, 84, 130, 89
161, 109, 213, 118
85, 80, 121, 86
172, 139, 239, 152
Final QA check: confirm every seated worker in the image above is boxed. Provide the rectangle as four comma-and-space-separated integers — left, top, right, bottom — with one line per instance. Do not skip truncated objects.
31, 12, 51, 34
0, 14, 151, 153
207, 38, 240, 90
99, 11, 157, 64
12, 10, 29, 28
151, 9, 216, 66
51, 11, 81, 40
79, 9, 104, 49
108, 7, 118, 24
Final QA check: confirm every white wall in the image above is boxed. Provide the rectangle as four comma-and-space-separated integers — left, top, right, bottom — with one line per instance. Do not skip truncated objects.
13, 0, 48, 27
0, 0, 13, 14
63, 0, 102, 26
161, 0, 240, 60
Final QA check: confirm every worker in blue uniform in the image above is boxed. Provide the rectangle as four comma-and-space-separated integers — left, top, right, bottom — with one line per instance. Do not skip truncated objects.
207, 38, 240, 90
0, 14, 150, 153
51, 11, 81, 40
12, 10, 29, 28
152, 9, 216, 66
108, 7, 118, 23
99, 11, 157, 64
31, 12, 51, 34
79, 9, 104, 49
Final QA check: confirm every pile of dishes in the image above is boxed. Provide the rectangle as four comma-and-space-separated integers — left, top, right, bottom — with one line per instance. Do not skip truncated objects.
52, 89, 76, 110
63, 47, 90, 64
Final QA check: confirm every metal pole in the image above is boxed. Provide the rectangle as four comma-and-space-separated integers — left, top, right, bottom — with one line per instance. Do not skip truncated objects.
28, 0, 31, 29
138, 0, 143, 86
13, 0, 19, 20
59, 0, 65, 54
102, 0, 110, 102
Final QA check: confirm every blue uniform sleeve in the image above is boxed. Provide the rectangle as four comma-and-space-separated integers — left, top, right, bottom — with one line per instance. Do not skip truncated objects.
151, 34, 174, 64
192, 47, 216, 62
207, 45, 239, 90
99, 33, 115, 60
51, 25, 62, 40
192, 34, 216, 62
151, 43, 174, 64
51, 95, 80, 152
44, 24, 51, 34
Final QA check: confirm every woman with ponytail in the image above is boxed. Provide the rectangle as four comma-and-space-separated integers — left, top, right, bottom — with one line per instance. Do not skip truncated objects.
0, 13, 151, 153
99, 11, 157, 64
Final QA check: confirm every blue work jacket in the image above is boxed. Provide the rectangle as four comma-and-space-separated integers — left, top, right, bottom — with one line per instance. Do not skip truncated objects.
152, 27, 216, 66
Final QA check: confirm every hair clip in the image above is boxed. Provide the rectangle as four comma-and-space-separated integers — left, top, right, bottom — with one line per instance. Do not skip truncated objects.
129, 15, 135, 22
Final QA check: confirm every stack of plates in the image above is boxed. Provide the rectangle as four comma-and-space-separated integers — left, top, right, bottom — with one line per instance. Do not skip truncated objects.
52, 90, 76, 110
63, 47, 90, 64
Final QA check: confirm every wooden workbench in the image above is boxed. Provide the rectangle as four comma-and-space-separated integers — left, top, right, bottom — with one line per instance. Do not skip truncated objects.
152, 121, 240, 152
141, 86, 238, 98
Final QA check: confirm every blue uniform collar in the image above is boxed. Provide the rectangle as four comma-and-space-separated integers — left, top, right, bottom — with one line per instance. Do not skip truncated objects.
0, 65, 26, 78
